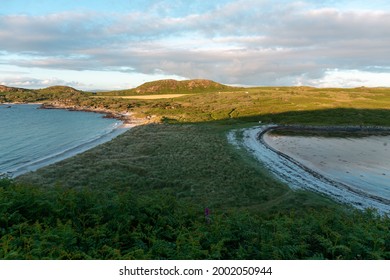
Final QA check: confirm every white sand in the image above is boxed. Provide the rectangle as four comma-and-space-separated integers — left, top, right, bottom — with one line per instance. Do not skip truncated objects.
263, 133, 390, 200
227, 125, 390, 214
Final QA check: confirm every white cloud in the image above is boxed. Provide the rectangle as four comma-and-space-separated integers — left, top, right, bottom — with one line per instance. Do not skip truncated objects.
1, 0, 390, 87
0, 76, 86, 89
300, 69, 390, 88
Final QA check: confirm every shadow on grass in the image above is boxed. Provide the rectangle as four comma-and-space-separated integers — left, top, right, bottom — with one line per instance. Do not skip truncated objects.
164, 108, 390, 127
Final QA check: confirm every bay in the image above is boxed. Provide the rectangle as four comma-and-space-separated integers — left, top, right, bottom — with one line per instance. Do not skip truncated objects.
0, 104, 127, 177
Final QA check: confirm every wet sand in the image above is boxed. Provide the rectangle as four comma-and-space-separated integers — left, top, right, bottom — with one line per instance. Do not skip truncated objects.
227, 125, 390, 214
263, 132, 390, 200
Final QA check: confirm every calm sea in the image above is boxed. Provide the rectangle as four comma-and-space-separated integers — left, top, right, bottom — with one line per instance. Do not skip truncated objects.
0, 104, 126, 177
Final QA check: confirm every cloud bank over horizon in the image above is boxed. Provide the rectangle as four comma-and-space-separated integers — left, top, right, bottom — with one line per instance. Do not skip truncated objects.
1, 0, 390, 90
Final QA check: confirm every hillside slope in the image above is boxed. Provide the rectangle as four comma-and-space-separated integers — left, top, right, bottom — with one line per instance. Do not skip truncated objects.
133, 79, 233, 94
101, 79, 237, 96
0, 85, 89, 103
0, 85, 35, 94
36, 86, 83, 95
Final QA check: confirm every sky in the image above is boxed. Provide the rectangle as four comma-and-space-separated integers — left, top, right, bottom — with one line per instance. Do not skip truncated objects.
1, 0, 390, 90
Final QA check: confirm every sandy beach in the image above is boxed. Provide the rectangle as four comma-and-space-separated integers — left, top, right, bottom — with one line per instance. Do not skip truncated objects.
227, 125, 390, 214
263, 132, 390, 199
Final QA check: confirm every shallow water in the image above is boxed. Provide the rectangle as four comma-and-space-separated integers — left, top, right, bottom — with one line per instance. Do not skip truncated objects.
0, 104, 127, 177
263, 132, 390, 200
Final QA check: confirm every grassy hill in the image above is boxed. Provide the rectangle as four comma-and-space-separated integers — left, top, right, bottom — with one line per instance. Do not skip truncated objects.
133, 79, 235, 94
0, 85, 34, 94
99, 79, 238, 96
0, 85, 36, 102
0, 85, 90, 103
35, 86, 83, 95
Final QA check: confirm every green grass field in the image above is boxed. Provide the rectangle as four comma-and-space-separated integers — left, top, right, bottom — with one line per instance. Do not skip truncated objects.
129, 86, 390, 124
1, 81, 390, 259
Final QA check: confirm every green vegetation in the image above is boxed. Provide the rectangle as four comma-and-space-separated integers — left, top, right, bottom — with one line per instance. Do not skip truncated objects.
0, 85, 92, 104
131, 86, 390, 123
2, 80, 390, 124
1, 80, 390, 259
2, 178, 389, 259
99, 79, 238, 96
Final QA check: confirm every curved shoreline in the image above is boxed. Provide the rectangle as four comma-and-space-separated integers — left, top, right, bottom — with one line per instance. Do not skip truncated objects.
228, 125, 390, 214
1, 101, 146, 125
1, 103, 144, 178
260, 125, 390, 204
8, 123, 131, 178
39, 103, 142, 125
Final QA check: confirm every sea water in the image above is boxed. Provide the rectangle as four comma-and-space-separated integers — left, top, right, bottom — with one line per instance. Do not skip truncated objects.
0, 104, 127, 177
